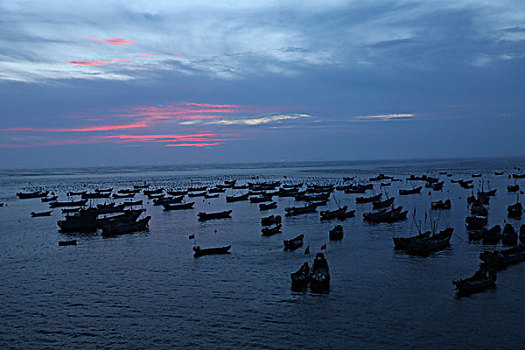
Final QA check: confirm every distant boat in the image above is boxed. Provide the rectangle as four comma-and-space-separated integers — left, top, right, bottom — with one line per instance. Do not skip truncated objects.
356, 193, 382, 204
453, 270, 496, 296
193, 245, 231, 258
507, 202, 523, 219
399, 186, 422, 195
17, 190, 49, 199
261, 215, 282, 226
320, 206, 348, 220
261, 224, 282, 236
101, 216, 151, 237
482, 225, 502, 245
226, 193, 249, 202
167, 189, 188, 196
188, 191, 206, 197
187, 186, 207, 192
431, 199, 451, 210
82, 192, 110, 199
259, 202, 277, 211
285, 204, 317, 217
144, 188, 163, 195
508, 184, 520, 192
198, 210, 232, 221
49, 199, 88, 208
58, 240, 77, 246
329, 225, 343, 241
283, 234, 304, 251
68, 190, 86, 196
393, 231, 431, 250
372, 197, 395, 210
405, 228, 454, 256
41, 195, 58, 202
113, 193, 135, 199
204, 193, 220, 199
31, 210, 52, 217
163, 202, 194, 211
466, 216, 488, 230
208, 187, 226, 193
502, 224, 518, 246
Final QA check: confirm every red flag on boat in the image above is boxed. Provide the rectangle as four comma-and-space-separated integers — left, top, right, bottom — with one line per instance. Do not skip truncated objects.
320, 244, 327, 250
188, 234, 195, 240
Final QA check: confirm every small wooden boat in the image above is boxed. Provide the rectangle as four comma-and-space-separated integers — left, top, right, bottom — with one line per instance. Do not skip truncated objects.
472, 173, 482, 178
480, 246, 525, 271
309, 253, 330, 292
101, 216, 151, 237
494, 171, 504, 176
507, 202, 523, 219
17, 190, 49, 199
372, 197, 394, 210
320, 206, 348, 220
232, 184, 249, 189
147, 193, 165, 199
502, 224, 518, 246
432, 181, 444, 191
207, 187, 226, 193
399, 186, 422, 195
113, 193, 135, 199
453, 270, 496, 296
363, 206, 407, 223
167, 189, 188, 196
431, 199, 451, 210
188, 191, 207, 197
285, 204, 317, 217
393, 231, 431, 250
187, 186, 207, 192
121, 200, 143, 207
162, 202, 194, 210
284, 234, 304, 250
470, 203, 488, 217
49, 199, 88, 208
204, 193, 220, 199
512, 173, 525, 179
329, 225, 343, 241
466, 216, 488, 230
406, 228, 453, 256
118, 188, 140, 194
41, 195, 58, 202
62, 207, 82, 214
337, 210, 356, 220
291, 262, 310, 290
508, 184, 520, 192
282, 183, 304, 188
31, 210, 52, 217
482, 225, 502, 245
193, 245, 231, 257
261, 215, 282, 226
261, 224, 282, 236
58, 240, 77, 246
82, 192, 111, 199
144, 188, 163, 195
226, 193, 249, 202
356, 193, 382, 204
250, 195, 273, 203
95, 188, 113, 193
68, 190, 86, 196
198, 210, 232, 221
259, 202, 277, 211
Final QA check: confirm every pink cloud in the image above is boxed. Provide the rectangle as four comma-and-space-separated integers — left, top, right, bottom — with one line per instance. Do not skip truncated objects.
2, 121, 148, 132
139, 53, 165, 57
165, 142, 224, 147
85, 36, 135, 45
183, 102, 239, 108
68, 58, 130, 66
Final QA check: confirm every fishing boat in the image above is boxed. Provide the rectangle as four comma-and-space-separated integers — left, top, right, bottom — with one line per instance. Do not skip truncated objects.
144, 188, 163, 195
118, 188, 140, 194
208, 187, 226, 193
399, 186, 422, 195
250, 195, 273, 203
453, 270, 496, 296
193, 245, 231, 257
393, 231, 431, 250
482, 225, 502, 245
17, 190, 49, 199
295, 193, 330, 201
508, 184, 520, 192
226, 193, 249, 202
261, 215, 282, 226
204, 193, 220, 199
356, 193, 382, 204
68, 191, 86, 196
480, 246, 525, 271
512, 173, 525, 179
309, 253, 330, 292
259, 202, 277, 210
285, 204, 317, 217
232, 184, 249, 189
405, 228, 454, 256
466, 216, 488, 230
507, 202, 523, 219
320, 206, 348, 220
432, 181, 444, 191
188, 191, 206, 197
198, 210, 232, 221
58, 240, 77, 246
97, 203, 126, 214
291, 262, 310, 290
49, 199, 88, 208
101, 216, 151, 237
261, 224, 282, 236
369, 174, 394, 182
363, 206, 407, 223
96, 209, 145, 228
121, 200, 143, 207
470, 203, 488, 217
167, 189, 188, 196
282, 183, 304, 189
41, 195, 58, 202
329, 225, 343, 241
502, 224, 518, 246
57, 208, 99, 232
494, 171, 504, 176
277, 188, 301, 197
283, 234, 304, 250
372, 197, 395, 210
431, 199, 451, 210
82, 192, 111, 199
472, 173, 482, 178
162, 202, 195, 210
62, 207, 82, 214
113, 193, 135, 199
337, 210, 356, 220
31, 210, 52, 217
95, 188, 113, 193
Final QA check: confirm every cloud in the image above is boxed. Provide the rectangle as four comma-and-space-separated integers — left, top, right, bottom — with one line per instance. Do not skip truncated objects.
164, 142, 224, 147
181, 114, 313, 126
68, 58, 130, 66
355, 113, 415, 121
85, 36, 135, 45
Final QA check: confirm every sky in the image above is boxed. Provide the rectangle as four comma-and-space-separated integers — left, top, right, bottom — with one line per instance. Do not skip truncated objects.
0, 0, 524, 168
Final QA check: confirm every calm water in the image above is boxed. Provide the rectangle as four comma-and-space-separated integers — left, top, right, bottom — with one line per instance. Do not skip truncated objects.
1, 158, 525, 349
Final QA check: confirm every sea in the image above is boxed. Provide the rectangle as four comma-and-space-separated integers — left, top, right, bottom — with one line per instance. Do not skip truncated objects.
1, 157, 525, 349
